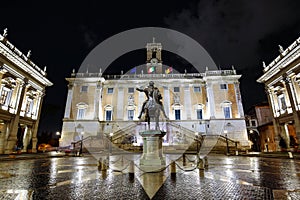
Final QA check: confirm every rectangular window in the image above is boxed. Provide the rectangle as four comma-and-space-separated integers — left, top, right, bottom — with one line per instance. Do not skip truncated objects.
25, 98, 33, 114
81, 86, 88, 92
279, 96, 287, 110
194, 86, 201, 92
128, 110, 134, 120
246, 120, 250, 127
251, 120, 256, 127
223, 107, 231, 119
174, 87, 180, 93
77, 108, 85, 119
220, 84, 227, 90
128, 87, 134, 93
175, 109, 181, 120
196, 109, 203, 119
106, 110, 112, 121
0, 88, 9, 105
107, 88, 114, 94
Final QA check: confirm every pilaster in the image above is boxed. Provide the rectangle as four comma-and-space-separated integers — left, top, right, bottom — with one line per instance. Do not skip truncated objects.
234, 82, 244, 118
116, 87, 124, 120
206, 83, 215, 119
163, 86, 170, 117
184, 86, 191, 120
64, 83, 73, 119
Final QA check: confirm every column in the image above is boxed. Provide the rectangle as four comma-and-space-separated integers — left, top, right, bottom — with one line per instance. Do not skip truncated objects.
284, 76, 300, 140
265, 87, 280, 150
5, 79, 28, 154
184, 86, 192, 120
64, 83, 73, 119
21, 126, 29, 152
31, 92, 45, 153
0, 122, 8, 154
33, 94, 42, 119
234, 82, 244, 118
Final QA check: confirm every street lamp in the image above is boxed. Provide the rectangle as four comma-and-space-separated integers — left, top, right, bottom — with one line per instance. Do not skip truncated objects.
75, 124, 84, 156
55, 131, 61, 149
224, 129, 229, 155
79, 131, 84, 156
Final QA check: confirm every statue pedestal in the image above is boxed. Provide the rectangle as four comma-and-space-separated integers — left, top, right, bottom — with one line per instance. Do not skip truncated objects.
139, 130, 166, 166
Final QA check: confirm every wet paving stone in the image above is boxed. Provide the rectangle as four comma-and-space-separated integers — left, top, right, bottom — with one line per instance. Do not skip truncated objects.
0, 155, 299, 199
153, 172, 273, 200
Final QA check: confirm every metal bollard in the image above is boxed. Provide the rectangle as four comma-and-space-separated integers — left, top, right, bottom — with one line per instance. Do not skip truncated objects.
171, 161, 176, 176
120, 156, 124, 166
199, 169, 204, 178
198, 158, 204, 170
183, 154, 186, 166
98, 158, 102, 170
129, 161, 134, 180
101, 157, 108, 171
204, 156, 208, 169
235, 150, 239, 156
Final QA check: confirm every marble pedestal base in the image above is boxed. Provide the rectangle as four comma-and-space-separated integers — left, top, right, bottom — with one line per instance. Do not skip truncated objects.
139, 130, 166, 167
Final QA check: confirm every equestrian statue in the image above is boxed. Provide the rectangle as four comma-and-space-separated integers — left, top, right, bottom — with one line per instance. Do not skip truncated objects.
136, 81, 168, 130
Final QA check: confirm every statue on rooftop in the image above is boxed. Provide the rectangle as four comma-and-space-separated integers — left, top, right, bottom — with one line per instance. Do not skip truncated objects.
3, 28, 8, 37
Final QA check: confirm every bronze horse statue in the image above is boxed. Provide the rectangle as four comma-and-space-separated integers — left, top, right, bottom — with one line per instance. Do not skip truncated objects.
137, 82, 168, 130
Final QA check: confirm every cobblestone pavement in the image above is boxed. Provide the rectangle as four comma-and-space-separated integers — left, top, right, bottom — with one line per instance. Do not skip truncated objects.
0, 154, 299, 199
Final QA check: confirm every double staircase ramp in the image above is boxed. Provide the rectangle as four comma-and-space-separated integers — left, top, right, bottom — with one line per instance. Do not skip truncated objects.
84, 121, 242, 154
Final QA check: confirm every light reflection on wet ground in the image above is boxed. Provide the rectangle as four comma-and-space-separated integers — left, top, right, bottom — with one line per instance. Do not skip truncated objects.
0, 154, 299, 199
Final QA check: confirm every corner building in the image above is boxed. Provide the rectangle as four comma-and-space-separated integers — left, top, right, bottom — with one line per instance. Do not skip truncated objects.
61, 40, 249, 150
0, 30, 52, 154
257, 36, 300, 150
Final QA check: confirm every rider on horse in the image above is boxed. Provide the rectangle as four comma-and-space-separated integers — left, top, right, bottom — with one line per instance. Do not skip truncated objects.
136, 81, 168, 119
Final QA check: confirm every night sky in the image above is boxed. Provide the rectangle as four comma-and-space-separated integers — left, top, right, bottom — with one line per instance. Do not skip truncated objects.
1, 0, 300, 134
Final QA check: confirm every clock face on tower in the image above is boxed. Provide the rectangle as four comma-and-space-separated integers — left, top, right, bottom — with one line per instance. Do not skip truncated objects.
150, 58, 158, 65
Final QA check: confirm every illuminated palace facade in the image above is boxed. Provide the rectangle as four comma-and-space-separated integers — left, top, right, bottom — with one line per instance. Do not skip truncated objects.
257, 36, 300, 150
0, 29, 52, 154
61, 41, 249, 149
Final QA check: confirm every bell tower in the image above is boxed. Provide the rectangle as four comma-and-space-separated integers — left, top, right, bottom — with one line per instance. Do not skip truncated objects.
146, 37, 162, 74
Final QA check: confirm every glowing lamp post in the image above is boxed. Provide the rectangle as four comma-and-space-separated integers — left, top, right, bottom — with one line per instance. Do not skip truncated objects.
76, 124, 84, 156
224, 129, 229, 155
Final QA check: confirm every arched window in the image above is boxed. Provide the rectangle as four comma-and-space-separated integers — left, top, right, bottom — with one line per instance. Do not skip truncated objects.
76, 102, 88, 120
172, 103, 182, 120
277, 93, 287, 111
104, 105, 113, 121
127, 105, 135, 120
221, 101, 232, 119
